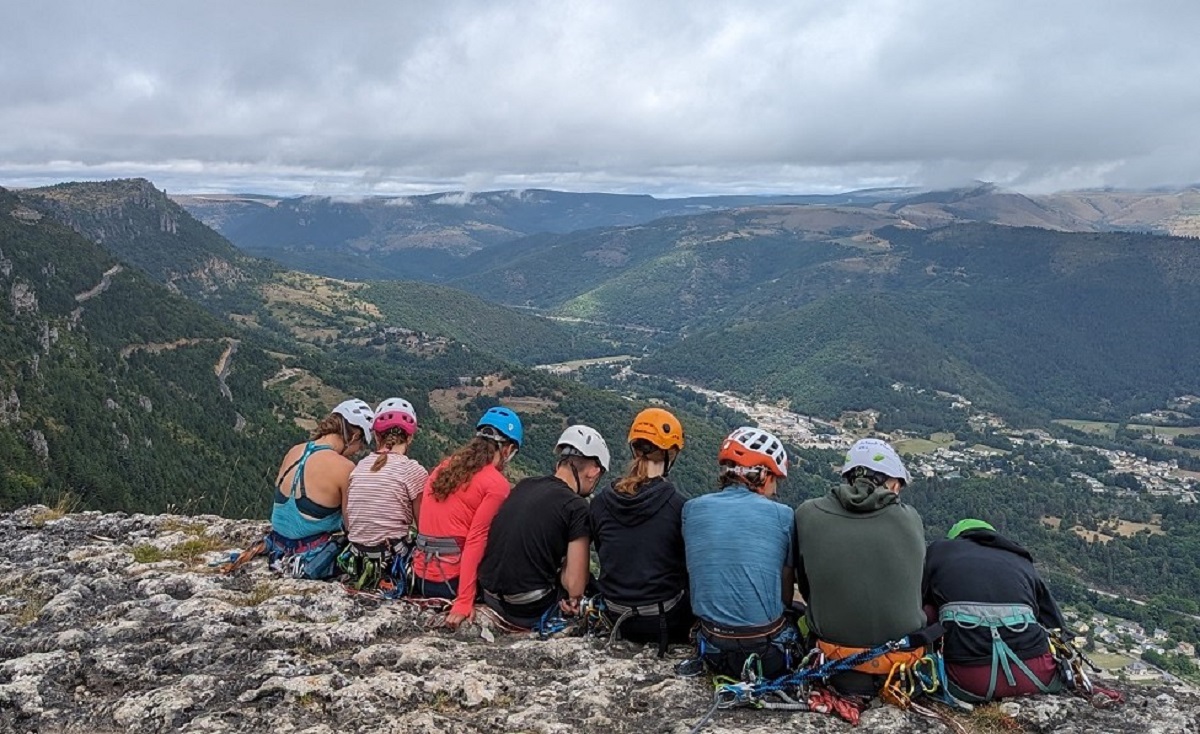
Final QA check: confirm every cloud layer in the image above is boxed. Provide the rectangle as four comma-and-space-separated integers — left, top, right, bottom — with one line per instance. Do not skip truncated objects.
2, 0, 1198, 195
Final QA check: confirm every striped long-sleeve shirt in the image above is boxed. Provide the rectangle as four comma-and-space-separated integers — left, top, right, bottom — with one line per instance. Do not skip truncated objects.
345, 452, 428, 546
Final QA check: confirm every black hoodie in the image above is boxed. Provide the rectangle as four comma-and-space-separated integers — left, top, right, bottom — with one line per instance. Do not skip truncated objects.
923, 530, 1067, 665
590, 477, 689, 606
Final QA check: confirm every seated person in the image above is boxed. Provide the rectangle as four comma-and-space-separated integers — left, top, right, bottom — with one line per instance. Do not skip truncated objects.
923, 518, 1066, 702
478, 425, 609, 630
683, 427, 797, 679
342, 400, 427, 589
793, 438, 929, 696
590, 408, 693, 654
411, 407, 521, 628
269, 398, 374, 577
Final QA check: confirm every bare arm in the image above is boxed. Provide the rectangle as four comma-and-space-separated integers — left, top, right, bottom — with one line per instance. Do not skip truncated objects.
559, 536, 591, 613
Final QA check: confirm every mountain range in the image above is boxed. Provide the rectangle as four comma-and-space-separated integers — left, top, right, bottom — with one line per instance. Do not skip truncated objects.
178, 183, 1200, 281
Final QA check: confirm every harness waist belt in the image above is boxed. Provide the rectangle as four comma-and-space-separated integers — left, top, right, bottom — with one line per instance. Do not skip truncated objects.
816, 638, 926, 675
939, 602, 1038, 631
700, 615, 786, 641
605, 589, 686, 617
413, 534, 462, 554
348, 539, 407, 559
484, 588, 554, 606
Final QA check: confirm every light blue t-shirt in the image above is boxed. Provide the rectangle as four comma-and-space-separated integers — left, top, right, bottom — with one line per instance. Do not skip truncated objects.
682, 486, 795, 628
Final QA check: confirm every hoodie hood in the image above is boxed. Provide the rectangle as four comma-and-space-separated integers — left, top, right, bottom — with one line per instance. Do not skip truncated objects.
831, 477, 900, 513
959, 529, 1034, 562
596, 476, 676, 527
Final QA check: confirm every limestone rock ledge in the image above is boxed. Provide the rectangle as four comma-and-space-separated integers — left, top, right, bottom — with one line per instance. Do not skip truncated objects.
1, 506, 1197, 734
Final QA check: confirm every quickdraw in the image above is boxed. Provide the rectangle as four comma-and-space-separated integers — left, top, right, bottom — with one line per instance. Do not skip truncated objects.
1049, 629, 1125, 707
691, 644, 982, 733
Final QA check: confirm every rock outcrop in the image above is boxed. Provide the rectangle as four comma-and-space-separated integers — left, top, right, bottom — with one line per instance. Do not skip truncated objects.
1, 507, 1197, 734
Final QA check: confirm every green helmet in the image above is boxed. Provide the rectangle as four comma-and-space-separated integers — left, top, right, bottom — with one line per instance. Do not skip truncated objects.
947, 518, 996, 539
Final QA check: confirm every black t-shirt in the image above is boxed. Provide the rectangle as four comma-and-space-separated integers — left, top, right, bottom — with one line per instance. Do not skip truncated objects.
478, 475, 590, 595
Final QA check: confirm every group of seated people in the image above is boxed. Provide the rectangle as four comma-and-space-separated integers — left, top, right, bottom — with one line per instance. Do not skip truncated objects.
269, 398, 1071, 704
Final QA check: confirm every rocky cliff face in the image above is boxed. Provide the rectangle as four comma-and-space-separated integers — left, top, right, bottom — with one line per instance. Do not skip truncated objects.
1, 506, 1197, 734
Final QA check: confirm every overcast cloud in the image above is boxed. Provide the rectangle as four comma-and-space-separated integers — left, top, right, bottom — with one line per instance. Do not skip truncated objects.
1, 0, 1197, 196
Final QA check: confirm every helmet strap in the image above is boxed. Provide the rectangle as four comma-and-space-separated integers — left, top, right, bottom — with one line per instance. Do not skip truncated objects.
569, 462, 583, 494
663, 449, 678, 478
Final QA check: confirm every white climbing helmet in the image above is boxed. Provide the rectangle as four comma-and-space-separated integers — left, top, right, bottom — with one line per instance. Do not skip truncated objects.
555, 424, 611, 472
375, 397, 417, 422
719, 426, 789, 478
840, 438, 910, 484
332, 398, 376, 446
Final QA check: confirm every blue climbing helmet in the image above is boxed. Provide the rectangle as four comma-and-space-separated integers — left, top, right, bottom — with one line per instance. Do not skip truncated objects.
476, 406, 524, 448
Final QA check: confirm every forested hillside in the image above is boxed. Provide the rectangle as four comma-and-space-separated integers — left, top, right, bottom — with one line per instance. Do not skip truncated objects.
22, 180, 611, 367
442, 209, 1200, 424
640, 225, 1200, 423
0, 187, 296, 514
0, 181, 770, 517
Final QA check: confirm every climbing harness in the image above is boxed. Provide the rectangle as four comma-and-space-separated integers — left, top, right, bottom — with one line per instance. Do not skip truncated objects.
338, 539, 412, 596
263, 530, 345, 580
939, 602, 1061, 701
602, 589, 686, 657
409, 534, 462, 596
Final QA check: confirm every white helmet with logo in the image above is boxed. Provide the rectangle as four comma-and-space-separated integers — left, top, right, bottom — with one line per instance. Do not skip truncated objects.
555, 424, 611, 472
375, 397, 417, 421
332, 398, 376, 446
840, 438, 910, 484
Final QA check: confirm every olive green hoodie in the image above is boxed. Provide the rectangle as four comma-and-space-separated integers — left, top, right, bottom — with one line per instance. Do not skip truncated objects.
793, 479, 926, 647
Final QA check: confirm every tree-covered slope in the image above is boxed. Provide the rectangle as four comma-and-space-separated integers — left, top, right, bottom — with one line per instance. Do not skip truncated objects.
21, 179, 611, 367
0, 187, 298, 514
640, 225, 1200, 423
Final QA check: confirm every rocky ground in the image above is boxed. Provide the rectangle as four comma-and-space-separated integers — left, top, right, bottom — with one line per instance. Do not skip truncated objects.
1, 506, 1198, 734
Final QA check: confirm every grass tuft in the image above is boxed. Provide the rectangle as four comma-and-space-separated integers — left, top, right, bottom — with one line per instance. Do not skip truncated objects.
962, 703, 1024, 733
131, 545, 165, 563
234, 581, 277, 607
163, 536, 225, 563
30, 493, 81, 527
13, 586, 51, 626
161, 518, 210, 536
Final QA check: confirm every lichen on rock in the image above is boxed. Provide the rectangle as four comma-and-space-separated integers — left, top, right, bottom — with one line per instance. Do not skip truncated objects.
0, 507, 1197, 733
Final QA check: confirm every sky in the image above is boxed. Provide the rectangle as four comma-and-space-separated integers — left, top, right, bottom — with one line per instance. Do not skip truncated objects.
2, 1, 1198, 197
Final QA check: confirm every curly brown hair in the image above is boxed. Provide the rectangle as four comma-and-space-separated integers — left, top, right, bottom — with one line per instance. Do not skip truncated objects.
429, 436, 500, 500
309, 413, 367, 448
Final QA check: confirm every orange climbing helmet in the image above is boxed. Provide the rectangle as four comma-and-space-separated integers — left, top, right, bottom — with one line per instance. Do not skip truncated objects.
627, 407, 685, 452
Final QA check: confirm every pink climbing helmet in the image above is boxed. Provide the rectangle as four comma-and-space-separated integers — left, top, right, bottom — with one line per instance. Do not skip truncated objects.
373, 409, 417, 438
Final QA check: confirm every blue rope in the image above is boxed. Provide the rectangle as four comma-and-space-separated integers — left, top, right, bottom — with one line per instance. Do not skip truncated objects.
537, 604, 569, 638
732, 637, 907, 699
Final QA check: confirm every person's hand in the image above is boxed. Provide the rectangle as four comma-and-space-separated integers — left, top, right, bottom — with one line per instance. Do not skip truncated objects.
444, 609, 474, 629
559, 596, 581, 616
